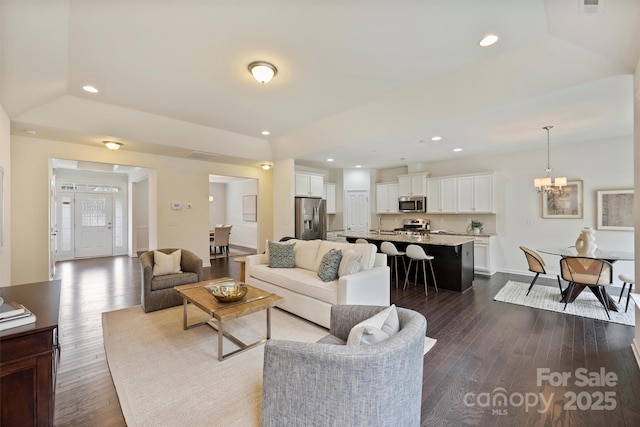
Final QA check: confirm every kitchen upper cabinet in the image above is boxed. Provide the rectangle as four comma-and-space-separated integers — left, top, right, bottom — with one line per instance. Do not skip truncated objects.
398, 173, 427, 197
427, 177, 457, 213
427, 173, 494, 214
376, 183, 399, 214
295, 173, 324, 197
325, 182, 336, 214
456, 174, 494, 213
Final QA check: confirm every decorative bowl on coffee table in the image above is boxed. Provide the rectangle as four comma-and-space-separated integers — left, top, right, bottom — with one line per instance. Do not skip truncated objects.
207, 282, 248, 303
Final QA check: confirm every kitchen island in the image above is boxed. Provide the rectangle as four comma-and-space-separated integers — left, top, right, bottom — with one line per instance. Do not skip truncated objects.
339, 232, 475, 292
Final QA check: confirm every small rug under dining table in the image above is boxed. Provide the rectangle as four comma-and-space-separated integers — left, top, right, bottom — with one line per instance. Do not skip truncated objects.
494, 280, 634, 326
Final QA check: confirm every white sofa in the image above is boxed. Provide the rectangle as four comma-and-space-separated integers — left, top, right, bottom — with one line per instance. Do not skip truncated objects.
245, 239, 390, 328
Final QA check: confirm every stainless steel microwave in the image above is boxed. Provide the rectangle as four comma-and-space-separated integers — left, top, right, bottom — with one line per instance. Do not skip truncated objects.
398, 196, 426, 213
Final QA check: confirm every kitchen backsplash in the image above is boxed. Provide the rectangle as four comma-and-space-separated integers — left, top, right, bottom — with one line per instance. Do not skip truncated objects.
372, 213, 497, 235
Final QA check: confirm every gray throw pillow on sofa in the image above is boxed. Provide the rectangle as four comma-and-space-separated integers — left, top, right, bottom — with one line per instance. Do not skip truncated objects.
268, 241, 296, 268
317, 248, 343, 282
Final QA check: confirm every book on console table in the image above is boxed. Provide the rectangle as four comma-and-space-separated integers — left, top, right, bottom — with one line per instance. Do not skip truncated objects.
0, 301, 27, 320
0, 303, 36, 331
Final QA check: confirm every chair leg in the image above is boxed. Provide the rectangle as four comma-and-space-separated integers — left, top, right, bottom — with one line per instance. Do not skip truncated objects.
403, 259, 413, 291
597, 286, 611, 320
526, 273, 540, 296
428, 259, 438, 292
393, 256, 399, 289
556, 275, 563, 295
422, 260, 428, 296
414, 260, 418, 288
625, 283, 633, 312
618, 282, 627, 303
563, 282, 575, 311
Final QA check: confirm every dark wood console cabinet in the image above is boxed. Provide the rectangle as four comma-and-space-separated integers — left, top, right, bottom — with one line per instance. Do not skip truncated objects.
0, 280, 61, 427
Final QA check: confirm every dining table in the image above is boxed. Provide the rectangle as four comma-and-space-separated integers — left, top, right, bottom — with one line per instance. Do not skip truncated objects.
537, 247, 634, 312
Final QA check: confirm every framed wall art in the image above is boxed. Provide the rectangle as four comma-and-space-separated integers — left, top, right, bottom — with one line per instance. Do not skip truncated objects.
597, 189, 634, 231
542, 180, 583, 219
242, 195, 257, 222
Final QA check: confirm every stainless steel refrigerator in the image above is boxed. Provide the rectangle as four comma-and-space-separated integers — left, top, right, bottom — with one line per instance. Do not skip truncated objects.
295, 197, 326, 240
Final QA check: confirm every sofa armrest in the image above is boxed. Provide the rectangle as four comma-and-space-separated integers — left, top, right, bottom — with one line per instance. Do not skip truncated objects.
140, 252, 154, 293
245, 254, 267, 278
336, 265, 390, 306
180, 249, 204, 280
373, 252, 387, 267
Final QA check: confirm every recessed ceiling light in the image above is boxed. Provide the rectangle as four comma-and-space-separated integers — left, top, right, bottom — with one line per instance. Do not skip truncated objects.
261, 130, 270, 136
82, 85, 99, 93
355, 165, 362, 168
327, 158, 334, 162
453, 148, 462, 152
431, 136, 442, 141
261, 163, 272, 170
24, 129, 37, 135
479, 34, 499, 47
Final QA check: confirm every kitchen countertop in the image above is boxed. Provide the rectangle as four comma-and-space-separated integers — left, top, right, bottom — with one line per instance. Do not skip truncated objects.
338, 232, 475, 246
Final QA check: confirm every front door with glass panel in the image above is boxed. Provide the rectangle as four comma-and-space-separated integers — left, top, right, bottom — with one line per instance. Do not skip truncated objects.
74, 193, 114, 258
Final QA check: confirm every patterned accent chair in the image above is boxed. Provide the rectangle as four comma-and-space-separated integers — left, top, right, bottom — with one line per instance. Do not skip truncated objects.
261, 305, 427, 427
139, 248, 204, 313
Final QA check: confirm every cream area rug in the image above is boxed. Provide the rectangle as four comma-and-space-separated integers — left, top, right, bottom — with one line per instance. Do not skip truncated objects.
494, 280, 634, 326
102, 305, 437, 427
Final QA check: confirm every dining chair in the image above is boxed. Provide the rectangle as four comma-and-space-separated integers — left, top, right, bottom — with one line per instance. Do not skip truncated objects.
618, 273, 635, 312
211, 226, 232, 256
403, 244, 437, 295
519, 246, 563, 296
380, 241, 407, 289
560, 257, 614, 319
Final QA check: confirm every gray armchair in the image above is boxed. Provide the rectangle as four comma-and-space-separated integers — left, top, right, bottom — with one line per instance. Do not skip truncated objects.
139, 248, 204, 313
262, 305, 427, 427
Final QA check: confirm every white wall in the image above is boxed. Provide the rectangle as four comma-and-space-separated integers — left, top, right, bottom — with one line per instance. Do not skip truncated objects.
10, 136, 273, 284
208, 182, 226, 227
0, 105, 10, 286
408, 135, 634, 280
225, 179, 258, 249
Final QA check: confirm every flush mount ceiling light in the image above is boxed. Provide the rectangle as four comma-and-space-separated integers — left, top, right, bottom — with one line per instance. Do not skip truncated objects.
479, 34, 499, 47
103, 141, 123, 151
248, 61, 278, 84
83, 85, 99, 93
534, 125, 567, 193
261, 163, 272, 170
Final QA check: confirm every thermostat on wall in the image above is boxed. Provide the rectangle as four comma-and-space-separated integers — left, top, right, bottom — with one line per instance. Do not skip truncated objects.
172, 202, 181, 210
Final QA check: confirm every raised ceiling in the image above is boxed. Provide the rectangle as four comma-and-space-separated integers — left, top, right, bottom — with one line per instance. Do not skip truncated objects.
2, 0, 639, 170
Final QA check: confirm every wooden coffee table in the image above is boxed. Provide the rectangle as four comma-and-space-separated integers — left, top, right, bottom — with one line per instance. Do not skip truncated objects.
174, 278, 283, 361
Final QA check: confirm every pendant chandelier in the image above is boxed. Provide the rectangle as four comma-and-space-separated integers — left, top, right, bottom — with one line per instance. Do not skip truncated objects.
534, 125, 567, 193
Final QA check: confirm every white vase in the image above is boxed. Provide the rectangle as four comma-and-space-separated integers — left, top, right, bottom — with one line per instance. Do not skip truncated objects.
575, 227, 597, 256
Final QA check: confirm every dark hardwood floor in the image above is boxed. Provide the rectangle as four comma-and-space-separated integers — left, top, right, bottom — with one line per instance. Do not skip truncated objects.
52, 252, 640, 426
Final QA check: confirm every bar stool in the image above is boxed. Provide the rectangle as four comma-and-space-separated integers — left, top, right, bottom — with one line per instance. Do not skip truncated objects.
618, 274, 635, 312
380, 241, 406, 289
403, 244, 438, 295
355, 239, 368, 244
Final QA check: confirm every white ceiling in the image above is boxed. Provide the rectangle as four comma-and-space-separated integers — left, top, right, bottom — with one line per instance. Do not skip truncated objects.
2, 0, 639, 170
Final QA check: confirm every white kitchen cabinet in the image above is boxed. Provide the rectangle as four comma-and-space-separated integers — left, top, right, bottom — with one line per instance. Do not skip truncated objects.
398, 173, 427, 197
457, 173, 494, 213
295, 173, 324, 197
473, 235, 496, 275
376, 183, 399, 214
325, 182, 336, 214
427, 177, 457, 213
